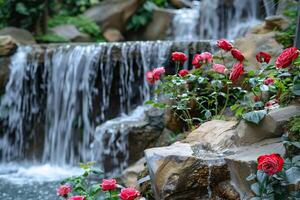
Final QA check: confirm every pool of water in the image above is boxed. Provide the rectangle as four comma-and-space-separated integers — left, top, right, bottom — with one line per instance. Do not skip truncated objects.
0, 163, 83, 200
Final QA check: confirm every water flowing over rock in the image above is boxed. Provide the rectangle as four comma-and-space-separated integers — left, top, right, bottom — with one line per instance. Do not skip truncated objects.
0, 41, 213, 173
171, 0, 265, 41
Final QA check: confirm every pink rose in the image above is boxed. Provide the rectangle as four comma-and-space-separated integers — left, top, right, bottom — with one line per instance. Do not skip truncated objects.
178, 69, 189, 77
212, 64, 226, 74
100, 179, 117, 191
146, 71, 155, 84
263, 77, 274, 85
118, 188, 141, 200
172, 52, 188, 64
231, 49, 245, 62
217, 39, 233, 51
192, 52, 213, 68
275, 47, 299, 68
57, 184, 71, 197
152, 67, 165, 80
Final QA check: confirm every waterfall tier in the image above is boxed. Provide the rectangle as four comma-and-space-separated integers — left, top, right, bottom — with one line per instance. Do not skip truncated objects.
0, 41, 214, 167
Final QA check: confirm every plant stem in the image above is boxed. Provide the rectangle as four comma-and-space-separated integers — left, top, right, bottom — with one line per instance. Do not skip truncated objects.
219, 82, 230, 118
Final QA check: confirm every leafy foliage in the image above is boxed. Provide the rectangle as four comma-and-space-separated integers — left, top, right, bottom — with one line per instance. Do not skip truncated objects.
248, 117, 300, 199
48, 15, 102, 39
275, 6, 298, 48
126, 0, 168, 31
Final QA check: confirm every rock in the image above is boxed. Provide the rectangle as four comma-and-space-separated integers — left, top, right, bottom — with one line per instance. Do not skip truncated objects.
0, 57, 10, 94
93, 107, 168, 175
183, 120, 239, 150
103, 28, 124, 42
214, 181, 241, 200
168, 0, 192, 8
0, 35, 17, 56
234, 32, 283, 69
84, 0, 143, 32
145, 142, 230, 199
265, 15, 290, 30
140, 7, 176, 40
225, 138, 285, 198
236, 105, 300, 145
50, 25, 90, 42
0, 27, 35, 44
122, 157, 146, 188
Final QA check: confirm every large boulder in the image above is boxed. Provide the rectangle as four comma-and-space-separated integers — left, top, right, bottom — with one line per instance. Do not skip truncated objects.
103, 28, 124, 42
0, 27, 35, 44
0, 35, 17, 56
50, 25, 91, 42
183, 120, 239, 151
141, 7, 175, 41
234, 32, 283, 69
0, 57, 10, 94
122, 157, 146, 188
236, 104, 300, 145
84, 0, 144, 32
225, 138, 285, 198
145, 142, 230, 199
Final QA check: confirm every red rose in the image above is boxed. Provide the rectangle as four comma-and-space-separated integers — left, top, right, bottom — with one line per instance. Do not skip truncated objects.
257, 153, 284, 176
263, 77, 274, 85
192, 54, 202, 68
256, 51, 271, 63
56, 184, 71, 197
212, 63, 226, 74
229, 62, 244, 82
146, 71, 155, 84
217, 39, 233, 51
178, 69, 189, 77
69, 196, 85, 200
152, 67, 165, 80
172, 52, 187, 64
118, 188, 141, 200
231, 49, 245, 62
275, 47, 299, 68
100, 179, 117, 191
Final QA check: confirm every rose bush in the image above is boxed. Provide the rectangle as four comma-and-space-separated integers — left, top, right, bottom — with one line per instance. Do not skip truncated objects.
145, 39, 300, 130
247, 117, 300, 200
57, 163, 142, 200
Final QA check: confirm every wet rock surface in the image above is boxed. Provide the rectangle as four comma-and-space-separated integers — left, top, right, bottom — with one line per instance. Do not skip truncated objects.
0, 27, 35, 44
144, 105, 299, 199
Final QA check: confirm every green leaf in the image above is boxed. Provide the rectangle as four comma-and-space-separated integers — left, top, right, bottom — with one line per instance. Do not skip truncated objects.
256, 170, 267, 184
247, 173, 257, 181
293, 54, 300, 65
292, 84, 300, 96
285, 167, 300, 184
242, 110, 267, 124
16, 3, 29, 15
251, 182, 261, 196
260, 85, 269, 92
291, 141, 300, 148
145, 100, 154, 105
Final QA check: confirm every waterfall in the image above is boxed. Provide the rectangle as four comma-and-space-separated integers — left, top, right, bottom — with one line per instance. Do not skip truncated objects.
172, 0, 266, 41
0, 41, 175, 167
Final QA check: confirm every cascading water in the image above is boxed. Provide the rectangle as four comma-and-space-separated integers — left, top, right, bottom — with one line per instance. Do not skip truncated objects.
172, 0, 271, 41
0, 41, 174, 167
